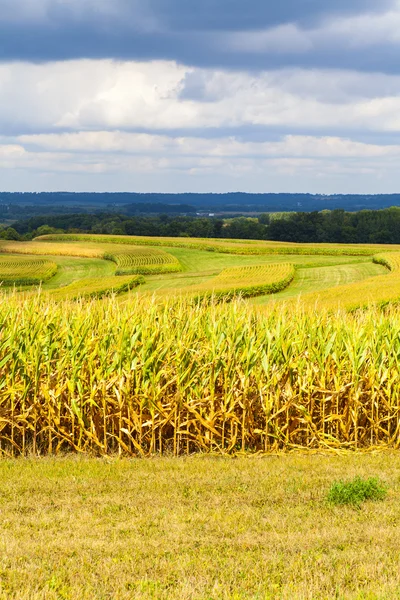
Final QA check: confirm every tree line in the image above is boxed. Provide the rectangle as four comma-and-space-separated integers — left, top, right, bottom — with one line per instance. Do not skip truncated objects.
3, 208, 400, 244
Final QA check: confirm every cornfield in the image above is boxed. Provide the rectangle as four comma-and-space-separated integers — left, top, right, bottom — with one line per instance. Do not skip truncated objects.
103, 246, 182, 275
2, 293, 400, 456
190, 263, 295, 300
36, 233, 400, 256
0, 255, 57, 285
49, 274, 144, 300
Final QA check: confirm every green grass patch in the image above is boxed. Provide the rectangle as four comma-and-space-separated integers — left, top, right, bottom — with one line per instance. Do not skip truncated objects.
252, 261, 387, 304
327, 476, 387, 507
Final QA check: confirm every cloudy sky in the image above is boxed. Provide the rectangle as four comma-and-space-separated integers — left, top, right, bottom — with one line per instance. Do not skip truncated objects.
2, 0, 400, 193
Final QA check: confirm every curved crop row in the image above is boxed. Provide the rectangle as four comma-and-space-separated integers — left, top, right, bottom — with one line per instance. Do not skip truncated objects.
0, 241, 182, 276
35, 233, 400, 257
103, 247, 182, 275
293, 252, 400, 310
174, 263, 295, 301
0, 255, 57, 285
50, 274, 145, 301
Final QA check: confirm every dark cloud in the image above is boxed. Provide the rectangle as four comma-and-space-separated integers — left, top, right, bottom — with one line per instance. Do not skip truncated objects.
0, 0, 396, 72
150, 0, 391, 30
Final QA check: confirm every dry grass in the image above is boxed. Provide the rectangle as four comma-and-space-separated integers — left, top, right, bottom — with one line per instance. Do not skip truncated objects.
1, 453, 400, 599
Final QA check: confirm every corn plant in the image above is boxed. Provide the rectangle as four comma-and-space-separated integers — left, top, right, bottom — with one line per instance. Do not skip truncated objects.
0, 294, 400, 456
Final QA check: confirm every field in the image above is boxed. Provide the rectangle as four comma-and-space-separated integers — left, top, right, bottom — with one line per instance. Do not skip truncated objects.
1, 454, 400, 600
49, 274, 144, 300
0, 255, 57, 285
1, 233, 398, 305
2, 233, 400, 598
0, 234, 400, 455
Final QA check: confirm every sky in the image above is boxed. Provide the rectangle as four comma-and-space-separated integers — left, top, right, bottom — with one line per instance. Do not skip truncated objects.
2, 0, 400, 193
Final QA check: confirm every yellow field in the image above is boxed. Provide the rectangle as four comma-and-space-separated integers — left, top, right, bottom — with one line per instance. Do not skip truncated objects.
0, 255, 57, 285
103, 246, 182, 275
0, 293, 399, 456
49, 274, 144, 300
190, 263, 295, 299
36, 232, 400, 256
0, 233, 399, 457
1, 233, 400, 307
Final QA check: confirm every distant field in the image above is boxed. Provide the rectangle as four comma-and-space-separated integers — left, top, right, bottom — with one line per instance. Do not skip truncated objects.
0, 234, 398, 307
287, 252, 400, 310
35, 232, 400, 256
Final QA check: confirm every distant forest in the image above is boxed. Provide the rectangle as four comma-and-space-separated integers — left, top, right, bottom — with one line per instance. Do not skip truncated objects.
5, 207, 400, 244
3, 192, 400, 216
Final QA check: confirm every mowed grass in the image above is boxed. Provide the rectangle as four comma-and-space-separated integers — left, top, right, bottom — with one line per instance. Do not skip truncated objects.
164, 247, 373, 272
252, 261, 388, 304
1, 454, 400, 600
134, 252, 373, 294
292, 252, 400, 310
41, 256, 116, 289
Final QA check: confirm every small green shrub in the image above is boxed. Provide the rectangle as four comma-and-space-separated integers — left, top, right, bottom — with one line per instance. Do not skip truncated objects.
327, 476, 387, 507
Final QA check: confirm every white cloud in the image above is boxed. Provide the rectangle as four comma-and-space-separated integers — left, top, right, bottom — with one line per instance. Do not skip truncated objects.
3, 59, 400, 135
2, 57, 400, 191
3, 130, 400, 190
15, 131, 400, 160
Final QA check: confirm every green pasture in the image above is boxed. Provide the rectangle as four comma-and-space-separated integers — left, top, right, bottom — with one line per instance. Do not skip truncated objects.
41, 256, 115, 289
252, 261, 388, 304
162, 246, 372, 272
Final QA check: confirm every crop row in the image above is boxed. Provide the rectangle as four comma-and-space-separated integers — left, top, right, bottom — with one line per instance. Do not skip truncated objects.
2, 295, 400, 456
0, 242, 182, 277
294, 252, 400, 310
49, 274, 144, 300
36, 233, 399, 256
103, 247, 182, 275
191, 263, 295, 300
0, 255, 57, 285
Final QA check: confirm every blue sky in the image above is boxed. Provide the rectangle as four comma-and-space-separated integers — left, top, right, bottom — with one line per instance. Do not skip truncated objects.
1, 0, 400, 193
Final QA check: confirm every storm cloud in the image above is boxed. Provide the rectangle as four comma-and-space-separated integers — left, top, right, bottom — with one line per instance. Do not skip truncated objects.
0, 0, 397, 72
1, 0, 400, 193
